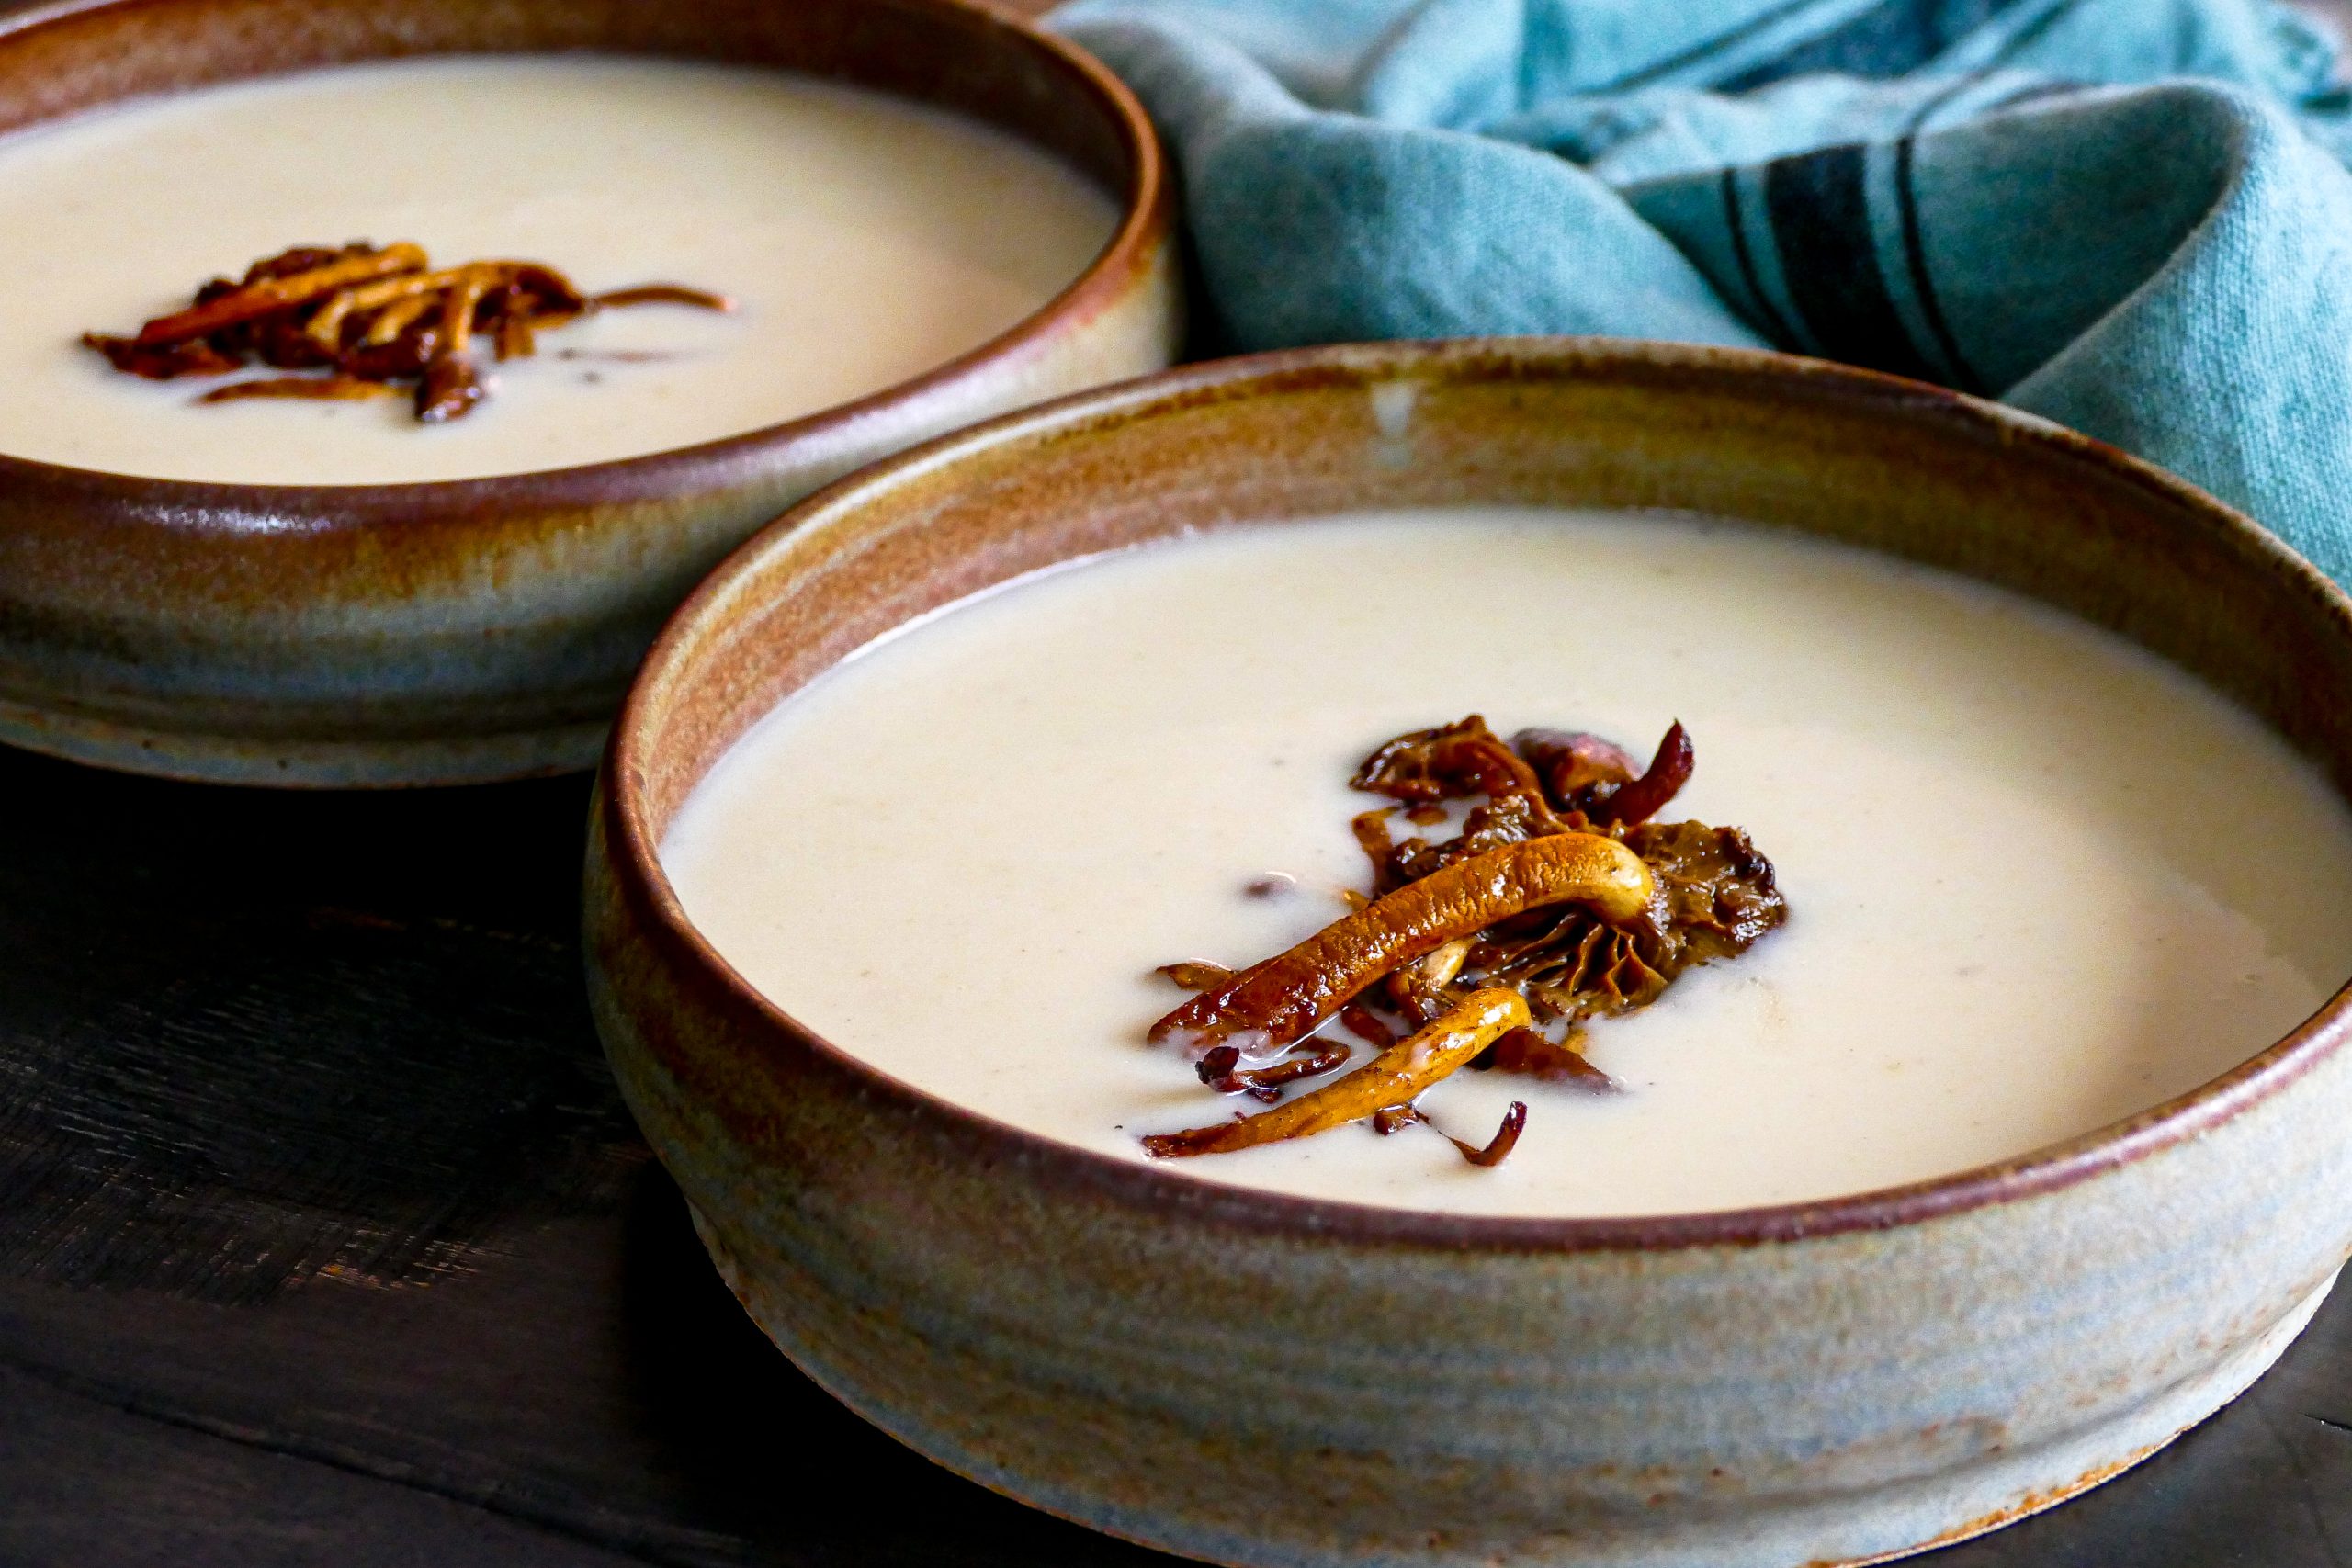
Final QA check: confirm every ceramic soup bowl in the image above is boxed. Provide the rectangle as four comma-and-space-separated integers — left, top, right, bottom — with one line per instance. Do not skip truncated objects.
0, 0, 1174, 786
585, 340, 2352, 1568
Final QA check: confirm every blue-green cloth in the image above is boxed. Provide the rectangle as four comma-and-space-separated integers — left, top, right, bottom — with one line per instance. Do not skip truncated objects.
1051, 0, 2352, 585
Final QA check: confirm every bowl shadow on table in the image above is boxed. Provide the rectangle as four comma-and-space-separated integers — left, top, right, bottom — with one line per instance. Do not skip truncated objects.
613, 1160, 1177, 1566
0, 745, 642, 1304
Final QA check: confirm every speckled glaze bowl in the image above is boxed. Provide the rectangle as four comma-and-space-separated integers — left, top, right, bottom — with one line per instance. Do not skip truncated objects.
585, 340, 2352, 1568
0, 0, 1174, 787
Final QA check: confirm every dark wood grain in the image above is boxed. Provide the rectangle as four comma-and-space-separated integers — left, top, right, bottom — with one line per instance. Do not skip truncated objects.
0, 740, 2348, 1566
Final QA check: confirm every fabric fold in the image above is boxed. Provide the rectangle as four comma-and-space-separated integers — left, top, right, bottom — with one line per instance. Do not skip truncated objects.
1056, 0, 2352, 584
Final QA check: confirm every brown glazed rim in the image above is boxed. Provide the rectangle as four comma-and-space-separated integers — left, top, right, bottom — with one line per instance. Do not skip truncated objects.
609, 338, 2352, 1255
0, 0, 1168, 514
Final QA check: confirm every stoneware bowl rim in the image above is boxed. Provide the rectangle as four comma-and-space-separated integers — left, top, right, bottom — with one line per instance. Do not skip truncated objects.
606, 335, 2352, 1255
0, 0, 1168, 514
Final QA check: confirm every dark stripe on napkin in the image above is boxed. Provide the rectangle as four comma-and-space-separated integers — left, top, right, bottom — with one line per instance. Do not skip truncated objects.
1764, 143, 1941, 380
1605, 0, 1830, 92
1721, 0, 2030, 91
1893, 134, 1984, 391
1720, 167, 1806, 347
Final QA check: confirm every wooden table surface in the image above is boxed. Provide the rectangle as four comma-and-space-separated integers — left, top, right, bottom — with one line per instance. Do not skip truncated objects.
2, 739, 2350, 1567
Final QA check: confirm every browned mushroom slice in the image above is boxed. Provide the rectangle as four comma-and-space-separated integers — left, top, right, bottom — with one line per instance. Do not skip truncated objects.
1151, 835, 1653, 1053
1144, 989, 1529, 1158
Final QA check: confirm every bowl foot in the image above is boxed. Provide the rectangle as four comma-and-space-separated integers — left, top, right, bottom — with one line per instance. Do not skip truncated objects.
0, 698, 604, 786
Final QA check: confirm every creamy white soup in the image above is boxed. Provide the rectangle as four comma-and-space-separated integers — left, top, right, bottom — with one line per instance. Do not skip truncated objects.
0, 56, 1115, 484
662, 511, 2352, 1217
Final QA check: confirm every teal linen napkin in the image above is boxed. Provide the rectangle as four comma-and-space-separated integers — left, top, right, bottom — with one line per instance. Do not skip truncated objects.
1052, 0, 2352, 585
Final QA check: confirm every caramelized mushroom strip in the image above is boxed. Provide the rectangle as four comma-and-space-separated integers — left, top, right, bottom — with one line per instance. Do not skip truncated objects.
1423, 729, 1563, 828
1385, 936, 1472, 1024
199, 375, 398, 404
358, 290, 439, 347
416, 354, 487, 423
1338, 1002, 1397, 1048
436, 266, 499, 358
594, 283, 738, 311
84, 334, 242, 379
1485, 1026, 1620, 1090
304, 265, 484, 352
1449, 1101, 1529, 1167
86, 243, 736, 427
1197, 1042, 1352, 1101
1589, 722, 1694, 829
1144, 989, 1529, 1158
493, 298, 537, 361
1352, 715, 1566, 829
1156, 961, 1237, 992
1150, 834, 1654, 1052
1351, 808, 1398, 883
136, 244, 427, 345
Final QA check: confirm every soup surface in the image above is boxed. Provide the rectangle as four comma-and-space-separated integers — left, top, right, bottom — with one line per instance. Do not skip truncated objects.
0, 55, 1115, 484
662, 511, 2352, 1217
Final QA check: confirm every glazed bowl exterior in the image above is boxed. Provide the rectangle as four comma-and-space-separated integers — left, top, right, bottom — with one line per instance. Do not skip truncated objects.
585, 340, 2352, 1568
0, 0, 1176, 786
